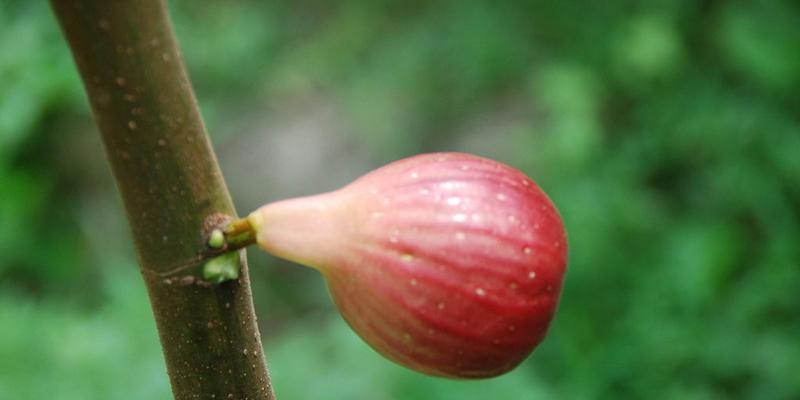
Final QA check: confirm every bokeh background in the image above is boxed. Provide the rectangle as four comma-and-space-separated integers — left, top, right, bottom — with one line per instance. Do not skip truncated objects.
2, 1, 799, 399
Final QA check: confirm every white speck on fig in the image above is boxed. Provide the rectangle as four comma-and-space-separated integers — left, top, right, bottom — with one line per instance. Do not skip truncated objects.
446, 197, 462, 206
523, 247, 532, 255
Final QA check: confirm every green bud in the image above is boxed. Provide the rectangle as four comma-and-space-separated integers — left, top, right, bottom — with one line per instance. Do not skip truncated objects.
208, 228, 225, 249
202, 252, 240, 283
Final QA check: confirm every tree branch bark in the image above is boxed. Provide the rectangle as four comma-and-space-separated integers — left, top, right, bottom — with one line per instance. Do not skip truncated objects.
50, 1, 275, 398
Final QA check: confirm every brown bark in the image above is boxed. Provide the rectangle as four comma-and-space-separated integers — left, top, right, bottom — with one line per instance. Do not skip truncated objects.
50, 1, 275, 398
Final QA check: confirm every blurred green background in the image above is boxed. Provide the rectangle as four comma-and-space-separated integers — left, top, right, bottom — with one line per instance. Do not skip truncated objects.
2, 1, 799, 399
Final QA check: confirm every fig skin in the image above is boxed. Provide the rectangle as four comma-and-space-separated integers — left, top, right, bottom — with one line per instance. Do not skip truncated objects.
248, 152, 567, 378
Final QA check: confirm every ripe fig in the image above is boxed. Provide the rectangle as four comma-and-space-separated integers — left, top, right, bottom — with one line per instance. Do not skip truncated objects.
247, 152, 567, 378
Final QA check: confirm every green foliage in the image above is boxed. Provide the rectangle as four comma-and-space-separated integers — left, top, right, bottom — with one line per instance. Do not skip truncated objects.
1, 0, 799, 399
0, 268, 169, 399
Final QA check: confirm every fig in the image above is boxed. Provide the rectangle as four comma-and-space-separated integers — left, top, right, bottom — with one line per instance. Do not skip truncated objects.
247, 152, 567, 378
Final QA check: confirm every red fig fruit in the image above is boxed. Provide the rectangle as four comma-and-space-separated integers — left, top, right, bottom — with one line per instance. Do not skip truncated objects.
247, 152, 567, 378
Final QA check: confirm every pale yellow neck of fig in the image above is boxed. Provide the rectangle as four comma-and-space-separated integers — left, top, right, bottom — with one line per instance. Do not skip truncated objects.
247, 192, 347, 272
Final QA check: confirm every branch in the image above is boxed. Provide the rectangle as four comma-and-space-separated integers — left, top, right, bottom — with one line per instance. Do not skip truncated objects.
50, 1, 275, 398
